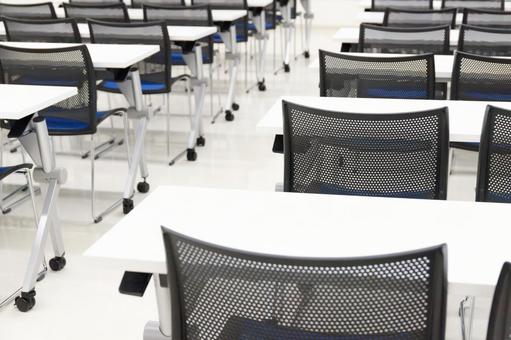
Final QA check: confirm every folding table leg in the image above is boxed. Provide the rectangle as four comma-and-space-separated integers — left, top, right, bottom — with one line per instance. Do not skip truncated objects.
143, 274, 172, 340
247, 8, 268, 93
212, 24, 240, 123
300, 0, 313, 59
279, 3, 293, 73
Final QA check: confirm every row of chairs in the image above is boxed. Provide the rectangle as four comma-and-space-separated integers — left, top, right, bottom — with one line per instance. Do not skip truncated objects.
161, 228, 511, 339
357, 23, 511, 56
383, 7, 511, 28
371, 0, 505, 11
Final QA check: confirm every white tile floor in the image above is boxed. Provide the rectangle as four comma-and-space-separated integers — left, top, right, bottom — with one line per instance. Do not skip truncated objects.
0, 24, 492, 340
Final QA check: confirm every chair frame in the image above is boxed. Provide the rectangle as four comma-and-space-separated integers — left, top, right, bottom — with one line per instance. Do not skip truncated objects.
0, 2, 57, 19
462, 8, 511, 27
371, 0, 434, 10
63, 2, 130, 22
441, 0, 504, 10
383, 8, 457, 28
458, 24, 511, 53
3, 17, 82, 44
486, 262, 511, 339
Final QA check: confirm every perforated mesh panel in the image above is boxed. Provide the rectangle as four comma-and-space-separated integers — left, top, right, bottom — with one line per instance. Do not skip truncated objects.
442, 0, 503, 10
383, 8, 456, 27
319, 50, 435, 99
89, 20, 171, 94
462, 9, 511, 28
63, 3, 130, 22
4, 18, 82, 43
192, 0, 247, 9
70, 0, 123, 3
486, 262, 511, 339
360, 24, 449, 54
372, 0, 432, 11
451, 52, 511, 101
0, 3, 56, 19
163, 229, 447, 340
0, 45, 97, 135
132, 0, 184, 7
458, 25, 511, 56
282, 102, 447, 199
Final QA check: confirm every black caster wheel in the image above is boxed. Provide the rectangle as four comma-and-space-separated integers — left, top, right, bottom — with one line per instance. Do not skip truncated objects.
2, 208, 11, 214
231, 103, 240, 111
15, 291, 36, 312
137, 181, 150, 193
123, 198, 134, 215
196, 136, 206, 147
304, 51, 310, 58
94, 216, 103, 224
187, 148, 197, 161
225, 110, 235, 122
284, 63, 290, 72
49, 256, 66, 271
258, 81, 266, 91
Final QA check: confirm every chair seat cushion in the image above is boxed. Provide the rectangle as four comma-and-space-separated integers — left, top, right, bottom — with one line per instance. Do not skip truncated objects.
0, 164, 33, 181
44, 111, 113, 133
100, 79, 167, 93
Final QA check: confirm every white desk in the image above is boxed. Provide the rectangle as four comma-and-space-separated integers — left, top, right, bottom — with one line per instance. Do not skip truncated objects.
0, 41, 159, 220
85, 185, 511, 338
257, 96, 511, 143
1, 84, 77, 311
334, 27, 460, 46
358, 11, 463, 25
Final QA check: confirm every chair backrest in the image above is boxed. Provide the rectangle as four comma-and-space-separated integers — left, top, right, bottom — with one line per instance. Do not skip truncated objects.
441, 0, 504, 10
458, 24, 511, 56
63, 2, 130, 22
371, 0, 433, 11
143, 3, 212, 26
0, 3, 56, 19
462, 8, 511, 28
88, 19, 172, 93
359, 23, 450, 54
476, 106, 511, 202
3, 17, 82, 43
487, 262, 511, 338
190, 0, 247, 9
319, 50, 436, 99
162, 226, 448, 340
383, 8, 457, 28
451, 51, 511, 101
131, 0, 185, 8
282, 101, 449, 199
0, 45, 97, 135
69, 0, 123, 3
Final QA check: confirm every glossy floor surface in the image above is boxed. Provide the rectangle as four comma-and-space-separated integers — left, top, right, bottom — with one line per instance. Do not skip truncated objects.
0, 24, 491, 340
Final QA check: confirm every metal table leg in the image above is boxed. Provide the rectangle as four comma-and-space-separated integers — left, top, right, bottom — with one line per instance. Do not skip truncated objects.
279, 2, 293, 73
170, 44, 207, 165
212, 24, 240, 123
247, 8, 268, 92
300, 0, 313, 59
143, 274, 172, 340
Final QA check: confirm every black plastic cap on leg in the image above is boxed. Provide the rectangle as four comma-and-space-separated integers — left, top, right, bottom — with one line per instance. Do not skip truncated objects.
258, 80, 266, 91
284, 63, 290, 72
225, 110, 235, 122
196, 136, 206, 147
137, 181, 150, 194
15, 290, 36, 312
231, 103, 240, 111
187, 149, 197, 161
49, 256, 66, 271
123, 198, 134, 215
304, 51, 310, 58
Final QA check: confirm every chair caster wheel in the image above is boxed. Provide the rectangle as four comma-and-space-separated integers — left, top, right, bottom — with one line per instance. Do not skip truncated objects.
94, 216, 103, 223
123, 198, 134, 214
304, 51, 310, 58
284, 63, 290, 72
258, 81, 266, 91
15, 291, 36, 312
225, 110, 235, 121
49, 256, 66, 271
231, 103, 240, 111
187, 149, 197, 161
196, 136, 206, 147
137, 181, 150, 193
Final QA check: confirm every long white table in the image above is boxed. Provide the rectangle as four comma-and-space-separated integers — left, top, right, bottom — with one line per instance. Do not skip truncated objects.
257, 96, 511, 143
85, 185, 511, 338
0, 42, 159, 220
0, 84, 77, 311
335, 27, 460, 46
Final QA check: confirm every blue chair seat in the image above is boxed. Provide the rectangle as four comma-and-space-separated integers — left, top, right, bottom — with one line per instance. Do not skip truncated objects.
171, 51, 210, 66
248, 22, 275, 31
0, 164, 32, 181
464, 91, 511, 101
487, 191, 511, 203
365, 87, 428, 99
213, 32, 247, 43
305, 181, 434, 199
100, 79, 166, 93
44, 111, 111, 133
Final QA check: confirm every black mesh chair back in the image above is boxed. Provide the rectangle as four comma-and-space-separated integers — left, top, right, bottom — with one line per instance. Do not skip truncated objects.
371, 0, 433, 11
63, 2, 130, 22
451, 52, 511, 101
143, 4, 214, 64
359, 23, 450, 54
441, 0, 504, 10
319, 50, 436, 99
476, 106, 511, 202
88, 19, 172, 94
487, 262, 511, 338
282, 101, 449, 199
458, 24, 511, 55
462, 8, 511, 28
383, 8, 457, 28
162, 227, 447, 339
0, 3, 56, 19
0, 45, 97, 136
3, 17, 82, 43
70, 0, 123, 3
132, 0, 185, 7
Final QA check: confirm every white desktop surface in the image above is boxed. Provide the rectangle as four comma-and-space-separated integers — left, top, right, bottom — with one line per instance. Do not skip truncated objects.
0, 84, 77, 120
247, 0, 274, 7
334, 27, 460, 46
85, 185, 511, 287
256, 96, 511, 143
0, 42, 159, 69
